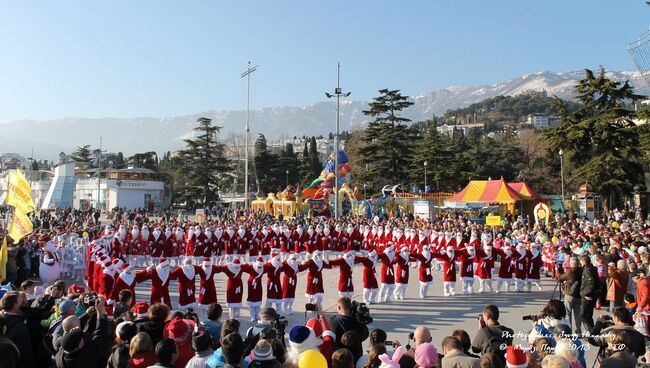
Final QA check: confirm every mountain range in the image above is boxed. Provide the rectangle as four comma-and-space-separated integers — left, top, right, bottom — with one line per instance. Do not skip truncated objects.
2, 70, 647, 160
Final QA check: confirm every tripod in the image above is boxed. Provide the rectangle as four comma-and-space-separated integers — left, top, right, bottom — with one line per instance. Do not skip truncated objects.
551, 280, 564, 301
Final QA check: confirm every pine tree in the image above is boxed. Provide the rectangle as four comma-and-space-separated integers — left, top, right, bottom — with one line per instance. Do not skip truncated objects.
298, 141, 312, 184
254, 134, 281, 193
357, 89, 415, 194
276, 143, 300, 188
408, 118, 452, 191
309, 136, 321, 178
176, 117, 230, 206
546, 68, 646, 205
71, 145, 92, 168
115, 152, 126, 168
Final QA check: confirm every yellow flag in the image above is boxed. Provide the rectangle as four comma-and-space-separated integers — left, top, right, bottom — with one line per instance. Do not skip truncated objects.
0, 237, 7, 282
5, 170, 35, 213
8, 208, 33, 243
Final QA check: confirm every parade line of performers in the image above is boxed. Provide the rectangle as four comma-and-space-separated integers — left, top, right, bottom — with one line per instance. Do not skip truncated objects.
84, 223, 549, 321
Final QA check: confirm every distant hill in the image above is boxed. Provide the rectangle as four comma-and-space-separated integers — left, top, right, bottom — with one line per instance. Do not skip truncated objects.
1, 69, 647, 160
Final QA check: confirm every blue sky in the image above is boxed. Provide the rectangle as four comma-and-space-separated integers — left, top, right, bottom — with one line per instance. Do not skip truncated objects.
0, 1, 647, 122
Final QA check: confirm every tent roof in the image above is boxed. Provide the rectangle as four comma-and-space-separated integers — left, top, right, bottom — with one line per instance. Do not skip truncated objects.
446, 177, 532, 204
508, 182, 544, 200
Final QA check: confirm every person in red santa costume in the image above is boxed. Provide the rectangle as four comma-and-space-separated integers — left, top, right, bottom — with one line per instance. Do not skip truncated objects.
265, 253, 285, 314
100, 258, 121, 301
244, 257, 265, 322
432, 245, 459, 297
212, 226, 224, 264
138, 257, 173, 307
139, 225, 154, 267
513, 243, 528, 293
278, 225, 291, 260
248, 226, 261, 261
281, 253, 306, 315
458, 241, 478, 295
127, 225, 143, 267
342, 223, 359, 252
494, 242, 515, 293
170, 257, 200, 312
377, 245, 397, 303
202, 226, 215, 264
162, 227, 176, 264
172, 227, 186, 266
197, 257, 224, 321
306, 316, 336, 368
318, 224, 332, 258
331, 224, 344, 256
527, 242, 544, 292
328, 249, 356, 298
303, 250, 330, 309
305, 225, 319, 255
541, 240, 555, 277
258, 226, 273, 261
291, 224, 310, 260
112, 225, 127, 259
414, 244, 434, 298
357, 249, 379, 304
235, 225, 251, 259
192, 225, 207, 265
475, 242, 495, 293
185, 225, 200, 260
223, 257, 245, 319
269, 224, 281, 257
394, 245, 414, 300
109, 263, 143, 307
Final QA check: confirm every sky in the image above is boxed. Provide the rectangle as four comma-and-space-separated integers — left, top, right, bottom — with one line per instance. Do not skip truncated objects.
0, 1, 648, 123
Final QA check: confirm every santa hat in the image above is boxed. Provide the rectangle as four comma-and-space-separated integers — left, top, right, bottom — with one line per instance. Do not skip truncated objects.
312, 250, 321, 258
202, 257, 212, 265
270, 252, 281, 262
384, 245, 394, 253
289, 325, 322, 352
158, 258, 169, 267
67, 284, 85, 295
232, 258, 241, 264
287, 253, 299, 261
253, 257, 264, 269
505, 346, 527, 368
132, 301, 150, 318
164, 316, 196, 345
400, 245, 409, 252
112, 258, 124, 269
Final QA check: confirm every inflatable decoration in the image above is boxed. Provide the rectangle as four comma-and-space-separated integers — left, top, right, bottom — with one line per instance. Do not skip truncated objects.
40, 240, 62, 284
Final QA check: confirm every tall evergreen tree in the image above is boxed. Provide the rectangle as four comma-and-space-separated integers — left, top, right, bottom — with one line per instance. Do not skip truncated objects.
115, 152, 126, 168
276, 143, 300, 188
254, 134, 280, 193
309, 137, 321, 178
71, 145, 92, 168
408, 118, 452, 191
128, 151, 158, 170
546, 68, 646, 205
298, 141, 312, 184
176, 117, 230, 206
357, 89, 415, 194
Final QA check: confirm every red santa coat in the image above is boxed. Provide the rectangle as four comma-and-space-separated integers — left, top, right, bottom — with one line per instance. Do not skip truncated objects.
357, 257, 379, 289
331, 230, 344, 252
162, 237, 175, 258
245, 264, 265, 304
235, 231, 251, 255
415, 253, 434, 283
475, 250, 495, 280
281, 261, 307, 299
151, 233, 167, 258
198, 265, 224, 305
223, 264, 245, 306
211, 233, 223, 257
433, 251, 459, 282
109, 270, 142, 305
248, 231, 261, 257
278, 232, 291, 253
112, 237, 126, 258
223, 231, 235, 255
305, 259, 330, 296
140, 232, 154, 255
317, 233, 331, 252
100, 269, 115, 300
170, 265, 199, 307
494, 248, 515, 279
378, 253, 397, 284
527, 251, 543, 280
259, 230, 273, 256
458, 250, 476, 279
305, 230, 318, 253
193, 233, 207, 257
202, 235, 214, 258
291, 230, 310, 253
514, 252, 528, 280
265, 263, 283, 300
140, 265, 172, 307
328, 257, 355, 293
395, 253, 414, 284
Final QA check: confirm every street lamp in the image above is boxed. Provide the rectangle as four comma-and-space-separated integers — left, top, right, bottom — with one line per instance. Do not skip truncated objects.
423, 161, 428, 194
286, 169, 289, 187
559, 149, 565, 200
363, 183, 366, 199
325, 62, 351, 220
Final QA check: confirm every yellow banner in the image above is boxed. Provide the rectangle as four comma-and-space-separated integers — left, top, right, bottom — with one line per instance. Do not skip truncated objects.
0, 237, 6, 282
486, 215, 501, 227
8, 208, 33, 242
5, 170, 35, 213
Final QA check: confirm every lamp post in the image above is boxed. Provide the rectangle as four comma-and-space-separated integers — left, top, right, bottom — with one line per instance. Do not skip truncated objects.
325, 62, 351, 220
241, 62, 259, 209
559, 149, 565, 200
423, 161, 428, 194
286, 169, 289, 187
363, 183, 366, 199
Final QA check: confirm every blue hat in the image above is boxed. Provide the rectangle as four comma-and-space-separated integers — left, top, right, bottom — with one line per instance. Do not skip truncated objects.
59, 299, 77, 315
289, 325, 310, 344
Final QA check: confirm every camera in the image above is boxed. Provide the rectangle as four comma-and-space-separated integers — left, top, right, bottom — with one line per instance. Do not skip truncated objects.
351, 300, 373, 325
478, 313, 483, 321
522, 314, 540, 322
271, 316, 288, 336
85, 294, 98, 307
305, 303, 318, 312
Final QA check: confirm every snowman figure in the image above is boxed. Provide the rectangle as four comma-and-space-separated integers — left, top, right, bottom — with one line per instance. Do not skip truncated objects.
40, 241, 62, 285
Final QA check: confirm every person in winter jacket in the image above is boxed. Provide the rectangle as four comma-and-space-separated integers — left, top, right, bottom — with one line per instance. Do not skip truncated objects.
0, 315, 20, 368
0, 291, 33, 368
107, 321, 138, 368
579, 255, 601, 332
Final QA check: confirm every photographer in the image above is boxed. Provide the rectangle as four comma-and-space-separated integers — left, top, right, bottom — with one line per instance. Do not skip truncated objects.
579, 255, 601, 332
532, 299, 570, 330
599, 329, 636, 368
587, 307, 645, 359
327, 297, 370, 345
557, 257, 582, 335
471, 305, 513, 364
245, 307, 285, 355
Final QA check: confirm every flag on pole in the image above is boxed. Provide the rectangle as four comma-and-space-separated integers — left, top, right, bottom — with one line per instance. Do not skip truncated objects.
0, 237, 7, 282
5, 169, 35, 214
8, 208, 33, 243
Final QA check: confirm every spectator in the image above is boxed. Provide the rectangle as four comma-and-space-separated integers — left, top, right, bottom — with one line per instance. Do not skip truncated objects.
0, 315, 20, 368
128, 332, 157, 368
206, 318, 241, 368
163, 316, 195, 368
471, 305, 514, 363
535, 300, 570, 330
400, 325, 433, 359
137, 303, 169, 346
606, 260, 629, 312
267, 338, 287, 366
288, 325, 322, 365
221, 333, 245, 368
540, 355, 570, 368
362, 344, 387, 368
368, 329, 387, 347
306, 314, 336, 367
415, 342, 439, 368
248, 339, 281, 368
327, 297, 369, 345
186, 331, 214, 368
587, 307, 645, 358
19, 280, 36, 301
599, 330, 636, 368
442, 336, 479, 368
637, 271, 650, 312
579, 255, 600, 332
478, 353, 504, 368
201, 303, 223, 343
245, 307, 279, 354
113, 289, 133, 319
151, 338, 178, 368
551, 325, 586, 368
554, 339, 582, 368
332, 348, 355, 368
47, 299, 78, 352
0, 291, 33, 368
107, 321, 138, 368
341, 331, 363, 366
532, 337, 553, 361
453, 329, 480, 359
623, 294, 636, 315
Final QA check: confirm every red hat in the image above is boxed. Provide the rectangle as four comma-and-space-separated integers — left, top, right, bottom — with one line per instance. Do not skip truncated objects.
67, 284, 85, 295
164, 316, 195, 345
257, 256, 264, 262
505, 346, 527, 368
202, 257, 212, 263
132, 302, 150, 318
306, 318, 324, 337
233, 258, 240, 264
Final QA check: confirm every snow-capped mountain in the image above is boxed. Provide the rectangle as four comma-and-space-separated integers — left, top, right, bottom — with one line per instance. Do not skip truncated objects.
1, 70, 647, 160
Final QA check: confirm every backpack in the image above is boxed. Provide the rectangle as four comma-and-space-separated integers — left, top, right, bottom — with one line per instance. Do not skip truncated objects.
480, 326, 511, 363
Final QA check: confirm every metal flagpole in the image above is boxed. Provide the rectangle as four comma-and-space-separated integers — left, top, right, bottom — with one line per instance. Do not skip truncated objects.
97, 137, 102, 210
241, 62, 258, 209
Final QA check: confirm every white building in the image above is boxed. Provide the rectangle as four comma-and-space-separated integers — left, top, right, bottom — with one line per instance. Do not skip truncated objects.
526, 114, 550, 129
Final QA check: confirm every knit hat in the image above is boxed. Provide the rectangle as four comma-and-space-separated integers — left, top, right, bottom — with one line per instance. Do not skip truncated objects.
288, 325, 322, 352
506, 346, 527, 368
116, 321, 138, 342
61, 329, 84, 352
414, 342, 439, 368
132, 301, 149, 318
191, 331, 211, 352
252, 340, 274, 361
